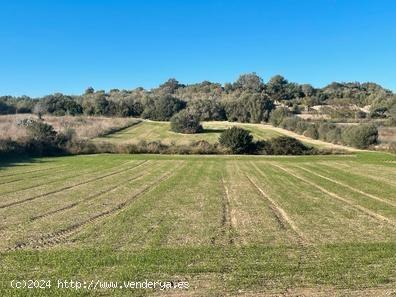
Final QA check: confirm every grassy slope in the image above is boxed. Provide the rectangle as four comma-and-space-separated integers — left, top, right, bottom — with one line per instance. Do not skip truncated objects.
94, 120, 284, 145
0, 152, 396, 296
94, 120, 361, 152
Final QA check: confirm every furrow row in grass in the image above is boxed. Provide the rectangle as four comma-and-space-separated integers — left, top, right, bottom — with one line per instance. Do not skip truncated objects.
295, 164, 396, 207
0, 161, 172, 250
315, 161, 396, 196
0, 164, 68, 178
0, 160, 155, 232
326, 161, 396, 187
0, 160, 146, 209
28, 166, 152, 222
286, 164, 396, 220
251, 161, 395, 243
211, 177, 235, 246
228, 161, 298, 246
0, 157, 134, 196
0, 158, 126, 197
272, 163, 396, 228
245, 173, 309, 245
72, 160, 225, 249
0, 167, 75, 195
11, 162, 185, 250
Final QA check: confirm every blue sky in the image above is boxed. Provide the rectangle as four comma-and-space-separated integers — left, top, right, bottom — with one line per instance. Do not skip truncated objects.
0, 0, 395, 97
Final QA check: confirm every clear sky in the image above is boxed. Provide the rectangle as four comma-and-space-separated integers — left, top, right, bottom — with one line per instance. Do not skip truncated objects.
0, 0, 395, 97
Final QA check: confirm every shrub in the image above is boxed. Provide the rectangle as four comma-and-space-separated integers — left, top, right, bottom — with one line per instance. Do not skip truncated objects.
268, 136, 312, 155
317, 122, 336, 141
355, 110, 367, 120
269, 107, 291, 126
279, 117, 299, 131
295, 120, 310, 135
303, 125, 319, 139
190, 140, 219, 154
219, 127, 253, 154
255, 140, 273, 155
20, 120, 57, 142
341, 124, 378, 148
369, 107, 388, 119
325, 127, 342, 143
170, 110, 203, 134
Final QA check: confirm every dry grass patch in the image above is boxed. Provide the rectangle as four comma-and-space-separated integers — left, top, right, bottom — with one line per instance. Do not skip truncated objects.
0, 114, 138, 140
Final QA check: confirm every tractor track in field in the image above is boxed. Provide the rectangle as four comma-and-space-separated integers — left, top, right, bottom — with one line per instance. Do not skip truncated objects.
30, 203, 79, 221
29, 170, 149, 222
295, 165, 396, 208
211, 178, 235, 246
0, 168, 76, 195
272, 164, 396, 228
325, 162, 396, 188
245, 174, 309, 245
0, 164, 68, 178
0, 178, 21, 186
0, 159, 136, 196
0, 160, 148, 210
0, 165, 75, 185
221, 178, 235, 245
11, 162, 184, 250
247, 163, 311, 297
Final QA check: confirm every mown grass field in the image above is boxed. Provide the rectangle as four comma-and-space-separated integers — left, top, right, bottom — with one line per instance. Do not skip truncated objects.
93, 120, 359, 152
0, 152, 395, 296
93, 120, 284, 145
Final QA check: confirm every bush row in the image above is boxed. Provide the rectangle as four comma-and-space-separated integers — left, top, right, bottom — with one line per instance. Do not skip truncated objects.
270, 108, 379, 149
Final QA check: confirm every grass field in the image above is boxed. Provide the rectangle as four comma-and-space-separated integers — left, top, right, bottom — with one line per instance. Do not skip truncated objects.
0, 152, 396, 296
93, 120, 284, 145
93, 120, 359, 152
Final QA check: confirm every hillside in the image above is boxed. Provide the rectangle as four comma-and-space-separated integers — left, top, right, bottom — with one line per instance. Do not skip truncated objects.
93, 120, 282, 145
94, 120, 360, 152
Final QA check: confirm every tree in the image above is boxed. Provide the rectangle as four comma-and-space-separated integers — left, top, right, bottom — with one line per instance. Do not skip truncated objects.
267, 75, 302, 101
41, 93, 83, 116
233, 73, 264, 92
269, 107, 291, 126
93, 93, 109, 115
170, 110, 203, 134
219, 127, 253, 154
267, 75, 289, 101
85, 87, 95, 94
141, 95, 186, 121
0, 99, 16, 114
341, 124, 378, 148
301, 84, 315, 97
33, 101, 46, 119
158, 78, 184, 94
244, 93, 274, 123
224, 93, 274, 123
186, 99, 226, 121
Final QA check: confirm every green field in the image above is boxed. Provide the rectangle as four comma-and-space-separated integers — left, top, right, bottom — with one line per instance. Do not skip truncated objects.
1, 152, 396, 296
94, 120, 283, 145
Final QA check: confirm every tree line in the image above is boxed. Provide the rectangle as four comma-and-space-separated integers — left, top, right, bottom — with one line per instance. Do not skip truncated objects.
1, 73, 395, 124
